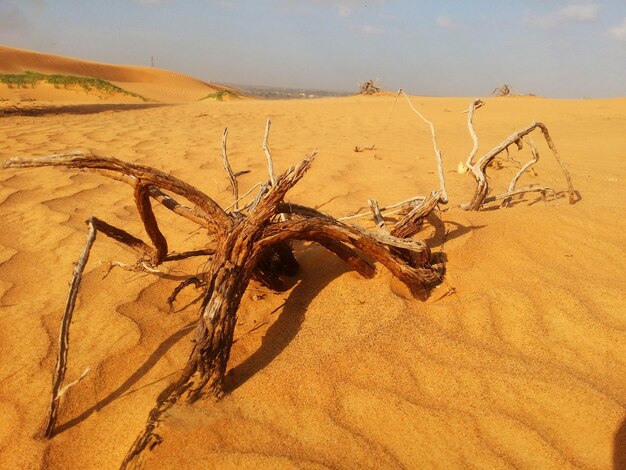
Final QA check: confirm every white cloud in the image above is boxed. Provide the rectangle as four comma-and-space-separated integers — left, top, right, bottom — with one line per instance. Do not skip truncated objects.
313, 0, 385, 17
137, 0, 161, 4
608, 17, 626, 42
524, 2, 599, 30
337, 5, 352, 17
558, 3, 599, 21
435, 14, 463, 32
436, 15, 452, 29
219, 1, 239, 9
361, 24, 384, 35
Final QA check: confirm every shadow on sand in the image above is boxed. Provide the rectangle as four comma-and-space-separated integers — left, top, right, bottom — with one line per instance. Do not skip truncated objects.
53, 321, 195, 435
54, 220, 477, 434
615, 416, 626, 470
224, 246, 351, 393
1, 102, 167, 117
54, 245, 350, 435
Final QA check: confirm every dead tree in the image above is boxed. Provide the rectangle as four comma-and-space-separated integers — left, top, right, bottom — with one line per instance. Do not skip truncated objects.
2, 134, 441, 466
358, 79, 382, 95
462, 99, 575, 210
492, 84, 512, 96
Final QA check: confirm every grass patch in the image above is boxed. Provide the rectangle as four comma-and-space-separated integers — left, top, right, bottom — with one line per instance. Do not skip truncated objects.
199, 89, 240, 101
0, 71, 146, 100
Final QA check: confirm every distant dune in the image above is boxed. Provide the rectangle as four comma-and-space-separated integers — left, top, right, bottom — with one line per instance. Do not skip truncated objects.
0, 45, 235, 103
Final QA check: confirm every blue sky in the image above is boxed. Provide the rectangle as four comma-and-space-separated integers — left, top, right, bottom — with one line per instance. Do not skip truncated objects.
1, 0, 625, 97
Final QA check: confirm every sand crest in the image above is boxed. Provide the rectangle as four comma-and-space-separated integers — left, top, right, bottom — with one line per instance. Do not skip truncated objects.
0, 45, 235, 103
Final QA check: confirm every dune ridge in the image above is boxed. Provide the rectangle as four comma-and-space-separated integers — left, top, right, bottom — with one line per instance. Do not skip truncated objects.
0, 92, 624, 469
0, 45, 234, 103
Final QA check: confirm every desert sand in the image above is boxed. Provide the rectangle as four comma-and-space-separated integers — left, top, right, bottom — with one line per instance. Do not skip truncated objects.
0, 47, 625, 470
0, 45, 235, 103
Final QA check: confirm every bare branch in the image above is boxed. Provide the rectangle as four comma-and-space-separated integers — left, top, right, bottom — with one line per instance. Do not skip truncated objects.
390, 192, 440, 239
461, 105, 575, 210
164, 249, 214, 262
484, 185, 555, 204
134, 181, 169, 265
535, 123, 576, 205
224, 182, 262, 212
502, 138, 540, 207
464, 99, 484, 170
69, 168, 213, 230
246, 182, 269, 212
45, 218, 97, 438
368, 199, 386, 230
257, 217, 437, 299
339, 196, 424, 221
262, 118, 277, 187
398, 90, 448, 203
167, 277, 205, 309
249, 151, 318, 223
2, 151, 232, 233
147, 186, 212, 230
91, 217, 152, 256
221, 128, 239, 211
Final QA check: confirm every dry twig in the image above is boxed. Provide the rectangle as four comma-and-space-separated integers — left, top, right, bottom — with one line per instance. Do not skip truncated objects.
462, 99, 575, 210
221, 128, 239, 211
44, 219, 97, 438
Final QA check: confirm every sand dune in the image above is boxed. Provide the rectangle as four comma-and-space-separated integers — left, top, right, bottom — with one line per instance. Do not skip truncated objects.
0, 93, 625, 469
0, 45, 233, 103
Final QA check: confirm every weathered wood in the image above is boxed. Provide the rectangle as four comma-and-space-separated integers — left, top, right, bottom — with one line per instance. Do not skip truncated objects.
3, 139, 440, 468
484, 185, 555, 204
368, 199, 386, 230
391, 192, 440, 239
221, 128, 239, 211
120, 154, 440, 468
167, 277, 204, 308
502, 138, 540, 207
44, 218, 97, 438
90, 217, 152, 256
262, 118, 277, 187
134, 181, 168, 265
462, 100, 575, 210
398, 90, 448, 204
339, 196, 424, 221
2, 151, 231, 233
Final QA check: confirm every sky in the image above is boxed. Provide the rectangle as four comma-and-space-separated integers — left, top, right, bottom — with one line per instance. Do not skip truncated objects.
1, 0, 626, 98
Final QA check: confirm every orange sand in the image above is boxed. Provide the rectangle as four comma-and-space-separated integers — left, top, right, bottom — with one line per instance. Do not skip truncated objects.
0, 45, 234, 103
0, 48, 625, 470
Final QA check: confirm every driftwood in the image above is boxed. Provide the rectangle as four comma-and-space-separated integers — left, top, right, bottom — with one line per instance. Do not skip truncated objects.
2, 124, 441, 466
462, 99, 575, 210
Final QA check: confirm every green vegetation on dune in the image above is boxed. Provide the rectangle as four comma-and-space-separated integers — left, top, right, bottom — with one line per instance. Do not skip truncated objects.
199, 89, 240, 101
0, 71, 146, 100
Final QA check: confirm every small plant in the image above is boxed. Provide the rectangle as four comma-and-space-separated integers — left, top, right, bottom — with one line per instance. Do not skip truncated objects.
0, 71, 146, 100
199, 89, 240, 101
